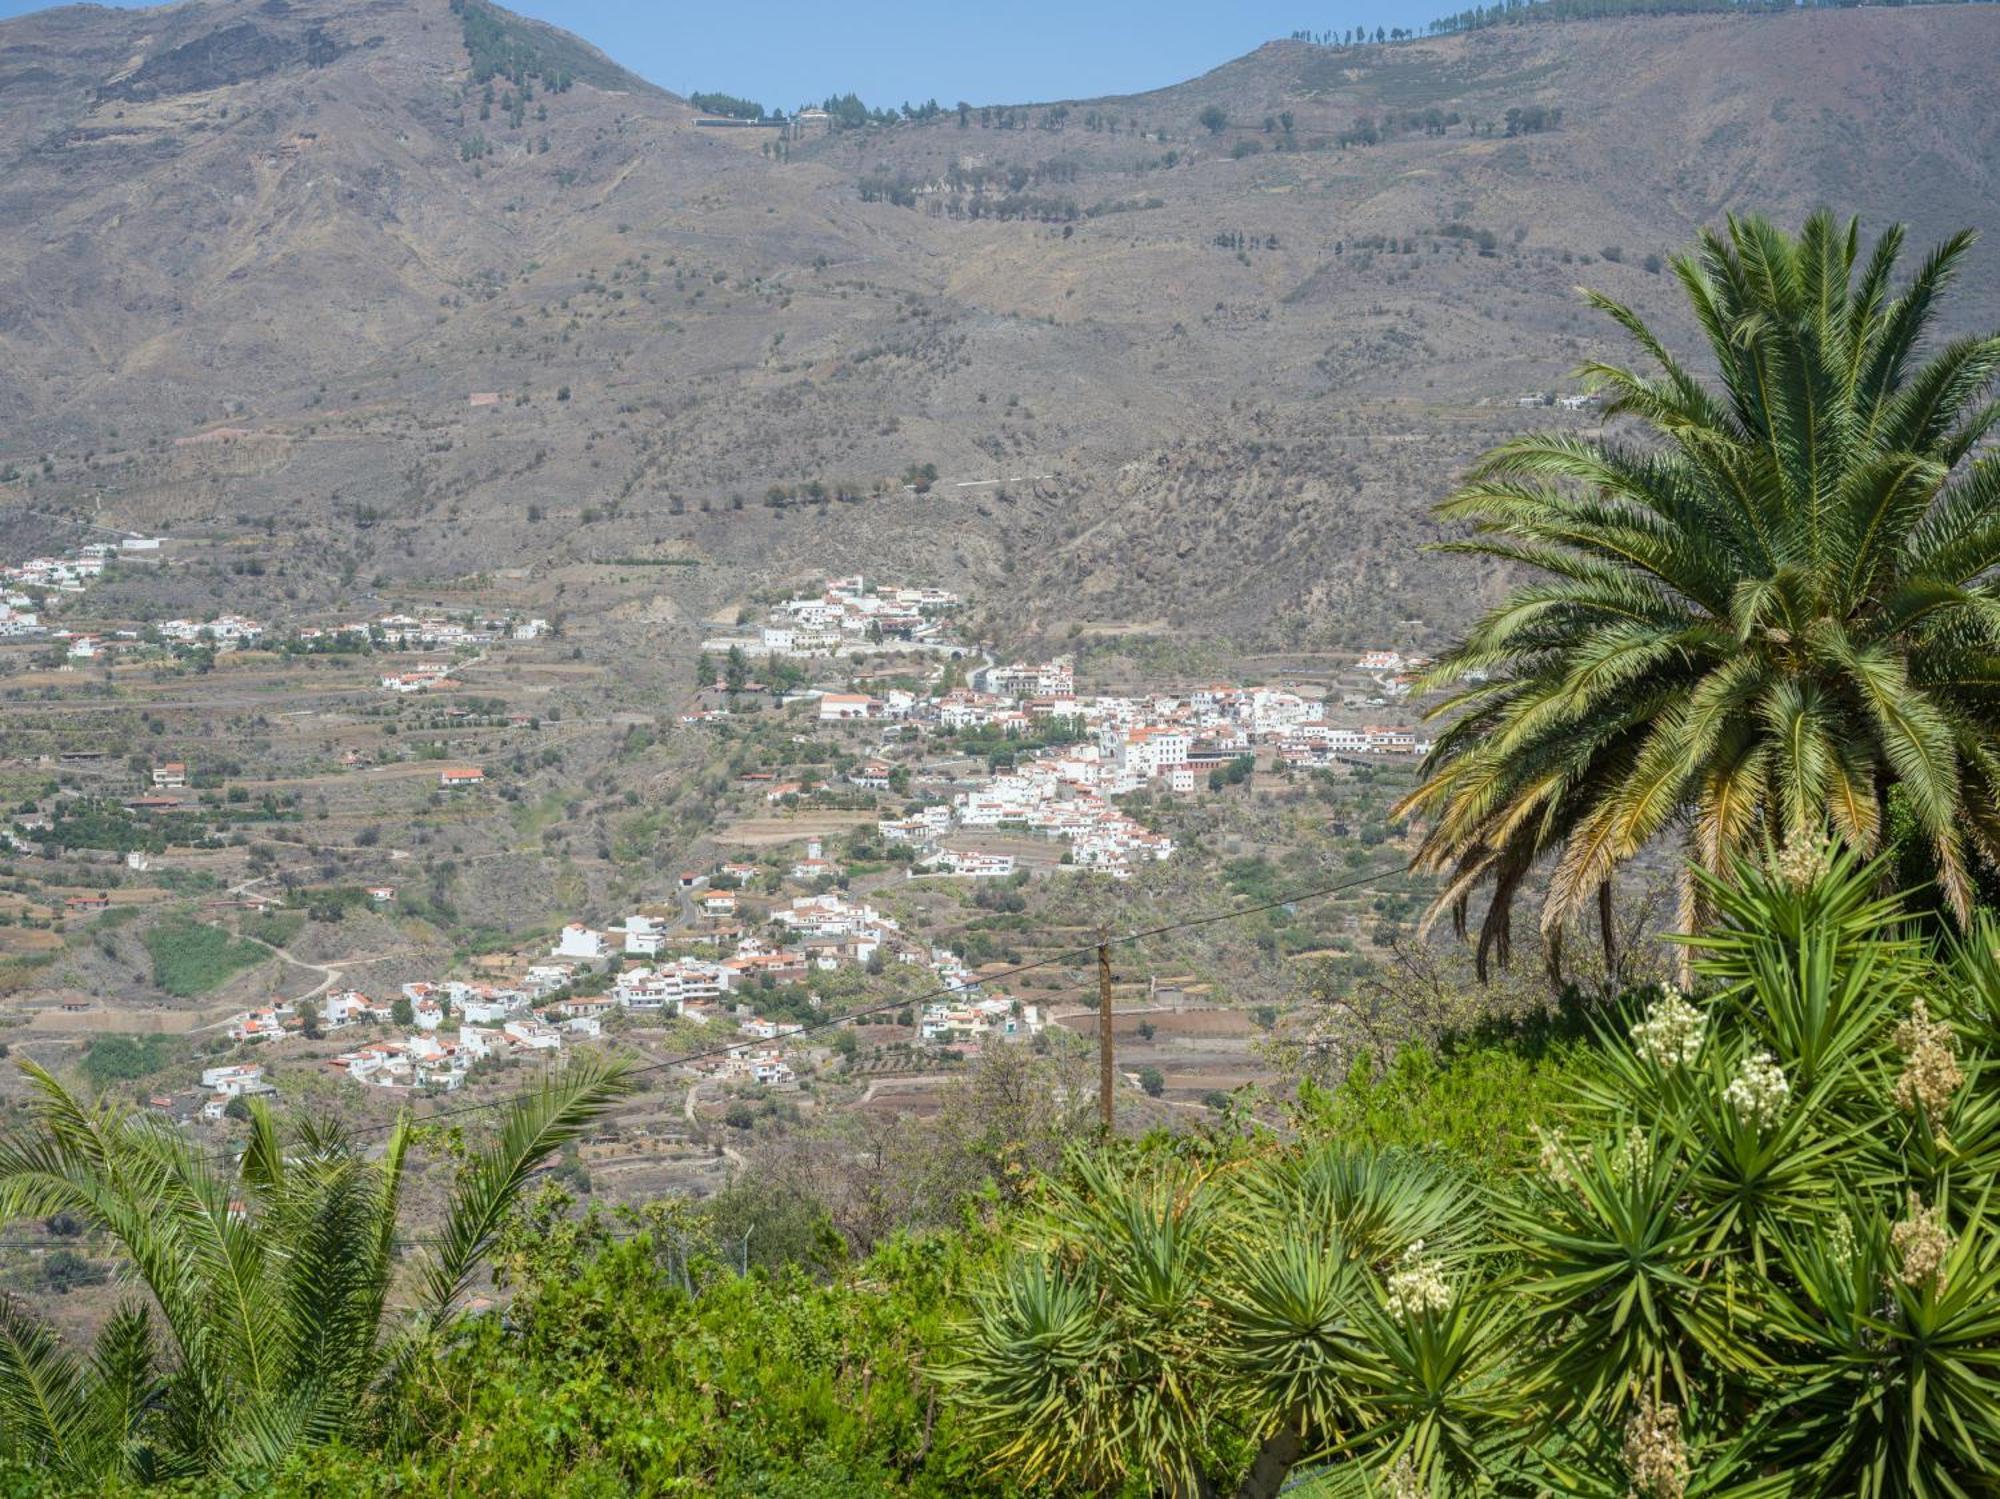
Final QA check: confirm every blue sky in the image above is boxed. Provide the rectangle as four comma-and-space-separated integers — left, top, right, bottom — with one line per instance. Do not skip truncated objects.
0, 1, 1438, 109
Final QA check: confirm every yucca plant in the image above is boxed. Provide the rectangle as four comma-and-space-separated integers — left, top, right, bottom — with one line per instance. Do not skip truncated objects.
1769, 1185, 2000, 1497
0, 1055, 632, 1486
1512, 847, 2000, 1494
942, 1143, 1517, 1498
1396, 210, 2000, 974
946, 849, 2000, 1495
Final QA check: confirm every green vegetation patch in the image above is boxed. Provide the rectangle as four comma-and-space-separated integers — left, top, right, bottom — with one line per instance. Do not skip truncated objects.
242, 912, 305, 950
80, 1033, 181, 1089
143, 918, 269, 997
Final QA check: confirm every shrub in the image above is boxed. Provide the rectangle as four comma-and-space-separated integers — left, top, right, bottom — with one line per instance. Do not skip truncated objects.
40, 1249, 108, 1295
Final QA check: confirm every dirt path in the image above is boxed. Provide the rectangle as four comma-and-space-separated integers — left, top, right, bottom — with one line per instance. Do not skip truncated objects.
188, 878, 410, 1017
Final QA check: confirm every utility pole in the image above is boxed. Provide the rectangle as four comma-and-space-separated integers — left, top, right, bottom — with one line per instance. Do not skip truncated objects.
1098, 929, 1115, 1134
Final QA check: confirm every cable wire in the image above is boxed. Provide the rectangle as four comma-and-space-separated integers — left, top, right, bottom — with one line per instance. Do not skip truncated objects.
134, 860, 1410, 1173
316, 860, 1409, 1141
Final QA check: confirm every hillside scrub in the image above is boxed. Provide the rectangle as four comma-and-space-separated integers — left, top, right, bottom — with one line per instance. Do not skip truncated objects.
78, 1033, 181, 1089
266, 1204, 1011, 1497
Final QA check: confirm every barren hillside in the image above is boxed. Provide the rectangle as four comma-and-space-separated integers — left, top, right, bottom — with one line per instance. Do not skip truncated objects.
4, 0, 1999, 648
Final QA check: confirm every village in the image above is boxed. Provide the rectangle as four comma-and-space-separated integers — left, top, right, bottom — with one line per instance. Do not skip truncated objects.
0, 536, 166, 646
699, 573, 966, 660
693, 578, 1435, 878
197, 850, 1043, 1123
34, 585, 551, 674
0, 559, 1437, 1151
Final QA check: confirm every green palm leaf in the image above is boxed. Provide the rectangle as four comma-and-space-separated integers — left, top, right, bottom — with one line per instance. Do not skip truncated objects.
1400, 211, 2000, 952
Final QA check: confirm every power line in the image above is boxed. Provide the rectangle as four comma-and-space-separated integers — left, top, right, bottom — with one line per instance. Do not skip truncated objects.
159, 861, 1411, 1170
337, 861, 1408, 1139
0, 863, 1416, 1254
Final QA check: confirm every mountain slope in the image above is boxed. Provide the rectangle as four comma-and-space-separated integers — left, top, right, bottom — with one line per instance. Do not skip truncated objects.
2, 0, 1998, 649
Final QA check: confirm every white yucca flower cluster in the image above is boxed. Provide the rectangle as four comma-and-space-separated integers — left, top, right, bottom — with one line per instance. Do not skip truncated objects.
1724, 1050, 1790, 1130
1892, 997, 1963, 1122
1536, 1125, 1575, 1189
1631, 986, 1706, 1069
1614, 1125, 1653, 1181
1891, 1192, 1952, 1293
1769, 839, 1827, 892
1383, 1240, 1453, 1322
1622, 1394, 1691, 1499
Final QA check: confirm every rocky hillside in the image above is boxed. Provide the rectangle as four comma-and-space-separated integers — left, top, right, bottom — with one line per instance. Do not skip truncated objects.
3, 0, 1999, 649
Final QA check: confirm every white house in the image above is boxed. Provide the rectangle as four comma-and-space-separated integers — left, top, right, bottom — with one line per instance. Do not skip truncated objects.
818, 693, 879, 722
323, 990, 388, 1029
621, 914, 667, 956
200, 1064, 276, 1098
552, 924, 608, 961
503, 1019, 563, 1052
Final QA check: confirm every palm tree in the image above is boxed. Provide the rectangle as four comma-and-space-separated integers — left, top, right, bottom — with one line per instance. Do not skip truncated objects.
0, 1054, 632, 1486
1397, 211, 2000, 975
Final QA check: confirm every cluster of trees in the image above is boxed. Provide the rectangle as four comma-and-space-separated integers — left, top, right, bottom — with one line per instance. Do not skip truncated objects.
935, 158, 1079, 193
689, 90, 768, 120
761, 476, 881, 507
450, 0, 574, 91
1503, 102, 1563, 133
1416, 0, 1983, 33
1335, 106, 1467, 147
859, 171, 1083, 223
855, 172, 921, 208
1301, 0, 1987, 46
1291, 24, 1424, 42
1436, 219, 1501, 252
1208, 753, 1256, 791
477, 78, 545, 131
964, 104, 1054, 130
817, 92, 941, 129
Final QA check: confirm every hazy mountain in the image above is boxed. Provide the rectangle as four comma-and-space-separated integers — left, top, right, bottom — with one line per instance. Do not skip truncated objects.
4, 0, 1998, 648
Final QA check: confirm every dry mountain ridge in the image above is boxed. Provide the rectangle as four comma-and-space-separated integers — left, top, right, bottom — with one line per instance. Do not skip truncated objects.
2, 0, 1999, 648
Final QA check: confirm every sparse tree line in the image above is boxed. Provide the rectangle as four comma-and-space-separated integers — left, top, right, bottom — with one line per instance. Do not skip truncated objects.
1422, 0, 2000, 36
451, 0, 575, 91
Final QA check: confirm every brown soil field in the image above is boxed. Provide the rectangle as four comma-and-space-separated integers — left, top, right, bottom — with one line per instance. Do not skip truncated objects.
715, 812, 882, 846
1056, 1006, 1262, 1040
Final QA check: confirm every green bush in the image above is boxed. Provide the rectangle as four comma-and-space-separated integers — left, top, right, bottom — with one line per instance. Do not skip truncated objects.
242, 911, 304, 949
263, 1198, 1008, 1497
